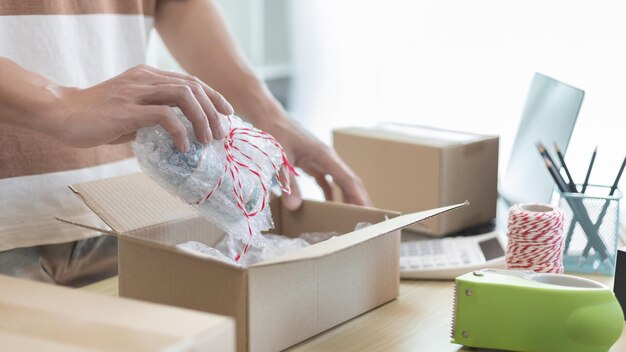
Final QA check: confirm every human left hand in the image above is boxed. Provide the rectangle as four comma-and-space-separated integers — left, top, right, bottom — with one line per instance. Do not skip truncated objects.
263, 117, 372, 211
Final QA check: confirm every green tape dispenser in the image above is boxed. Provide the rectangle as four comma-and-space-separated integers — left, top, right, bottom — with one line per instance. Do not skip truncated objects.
451, 269, 624, 352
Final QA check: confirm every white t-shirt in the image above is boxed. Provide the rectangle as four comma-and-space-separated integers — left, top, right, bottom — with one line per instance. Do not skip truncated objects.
0, 1, 155, 251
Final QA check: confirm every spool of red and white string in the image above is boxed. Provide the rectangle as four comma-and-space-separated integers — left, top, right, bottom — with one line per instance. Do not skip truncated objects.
506, 204, 565, 273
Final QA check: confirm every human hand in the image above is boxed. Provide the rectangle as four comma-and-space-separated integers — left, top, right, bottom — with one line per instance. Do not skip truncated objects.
265, 118, 372, 211
47, 65, 233, 152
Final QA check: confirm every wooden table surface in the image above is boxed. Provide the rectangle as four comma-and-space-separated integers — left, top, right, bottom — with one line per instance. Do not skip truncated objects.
83, 275, 626, 351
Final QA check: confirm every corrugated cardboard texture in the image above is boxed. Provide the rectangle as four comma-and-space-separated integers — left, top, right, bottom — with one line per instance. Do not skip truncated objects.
334, 127, 498, 235
69, 173, 196, 233
280, 199, 397, 237
248, 230, 399, 352
333, 128, 441, 234
119, 235, 248, 351
440, 139, 499, 234
0, 275, 235, 351
257, 203, 465, 266
267, 197, 283, 235
127, 215, 226, 247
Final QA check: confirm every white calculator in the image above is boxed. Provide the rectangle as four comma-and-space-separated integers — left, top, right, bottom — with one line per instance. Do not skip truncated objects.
400, 231, 507, 280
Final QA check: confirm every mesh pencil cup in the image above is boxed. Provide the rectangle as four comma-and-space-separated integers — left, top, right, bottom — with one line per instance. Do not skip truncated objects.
559, 185, 622, 276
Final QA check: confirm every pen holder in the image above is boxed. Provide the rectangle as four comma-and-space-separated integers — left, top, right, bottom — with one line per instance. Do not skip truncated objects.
559, 185, 622, 276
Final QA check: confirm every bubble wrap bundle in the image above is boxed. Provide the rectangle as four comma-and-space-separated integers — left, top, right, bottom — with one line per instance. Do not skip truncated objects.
177, 222, 373, 267
133, 108, 295, 252
177, 235, 308, 267
216, 234, 311, 267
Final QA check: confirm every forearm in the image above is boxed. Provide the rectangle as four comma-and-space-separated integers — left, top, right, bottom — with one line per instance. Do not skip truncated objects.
0, 57, 232, 150
155, 0, 286, 131
154, 1, 372, 207
0, 57, 64, 134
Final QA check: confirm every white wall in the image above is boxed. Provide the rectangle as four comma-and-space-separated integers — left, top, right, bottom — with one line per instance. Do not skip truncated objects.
290, 0, 626, 190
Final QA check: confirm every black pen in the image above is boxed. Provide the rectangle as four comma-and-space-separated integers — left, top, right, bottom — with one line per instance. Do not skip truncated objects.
554, 143, 577, 192
581, 146, 597, 193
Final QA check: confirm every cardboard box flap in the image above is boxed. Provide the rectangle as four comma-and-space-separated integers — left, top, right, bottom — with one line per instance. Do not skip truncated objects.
69, 173, 197, 233
254, 202, 468, 266
55, 216, 117, 236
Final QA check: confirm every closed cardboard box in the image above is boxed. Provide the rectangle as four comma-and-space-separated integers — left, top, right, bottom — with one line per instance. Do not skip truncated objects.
0, 274, 235, 351
60, 173, 465, 352
333, 124, 498, 236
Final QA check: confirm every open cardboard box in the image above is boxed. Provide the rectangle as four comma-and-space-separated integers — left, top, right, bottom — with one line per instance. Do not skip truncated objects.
58, 173, 466, 352
0, 274, 234, 351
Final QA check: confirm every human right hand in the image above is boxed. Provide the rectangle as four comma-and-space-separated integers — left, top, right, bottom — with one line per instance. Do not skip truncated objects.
47, 65, 234, 152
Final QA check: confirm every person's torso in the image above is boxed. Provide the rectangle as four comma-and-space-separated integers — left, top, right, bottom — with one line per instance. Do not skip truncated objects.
0, 0, 156, 178
0, 0, 157, 250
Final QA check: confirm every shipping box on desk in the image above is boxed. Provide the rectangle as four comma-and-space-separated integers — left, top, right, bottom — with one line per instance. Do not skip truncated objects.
333, 125, 498, 236
0, 274, 235, 351
59, 173, 465, 352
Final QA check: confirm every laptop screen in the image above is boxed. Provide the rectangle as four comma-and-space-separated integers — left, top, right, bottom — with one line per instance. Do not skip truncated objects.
500, 73, 584, 205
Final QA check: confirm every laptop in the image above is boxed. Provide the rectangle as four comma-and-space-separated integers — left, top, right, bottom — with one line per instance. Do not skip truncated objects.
500, 72, 585, 206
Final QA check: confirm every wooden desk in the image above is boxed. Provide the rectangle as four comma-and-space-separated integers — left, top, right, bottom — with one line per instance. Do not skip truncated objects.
83, 275, 626, 351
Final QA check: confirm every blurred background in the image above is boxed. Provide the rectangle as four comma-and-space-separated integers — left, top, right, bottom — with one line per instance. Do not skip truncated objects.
148, 0, 626, 201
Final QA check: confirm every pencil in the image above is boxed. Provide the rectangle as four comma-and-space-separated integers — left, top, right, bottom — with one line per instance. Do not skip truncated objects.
581, 146, 597, 193
542, 156, 609, 261
609, 154, 626, 195
543, 158, 569, 192
581, 154, 625, 259
537, 143, 571, 193
554, 143, 577, 192
564, 145, 597, 254
537, 142, 557, 168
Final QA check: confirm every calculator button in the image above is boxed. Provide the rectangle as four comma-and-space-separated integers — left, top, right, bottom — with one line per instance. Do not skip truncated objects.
401, 257, 420, 268
408, 261, 420, 268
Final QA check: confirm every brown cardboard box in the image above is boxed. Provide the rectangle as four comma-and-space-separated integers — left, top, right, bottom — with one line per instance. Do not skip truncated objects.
59, 173, 466, 352
0, 274, 235, 351
333, 124, 498, 236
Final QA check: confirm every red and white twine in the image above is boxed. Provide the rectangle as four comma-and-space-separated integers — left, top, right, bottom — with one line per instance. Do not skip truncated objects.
506, 204, 565, 273
191, 116, 298, 261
